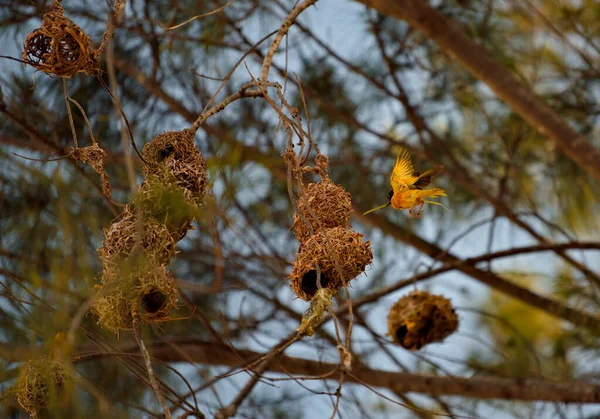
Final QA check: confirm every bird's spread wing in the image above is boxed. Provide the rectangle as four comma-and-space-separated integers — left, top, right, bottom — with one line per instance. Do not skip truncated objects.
412, 165, 444, 190
390, 147, 418, 193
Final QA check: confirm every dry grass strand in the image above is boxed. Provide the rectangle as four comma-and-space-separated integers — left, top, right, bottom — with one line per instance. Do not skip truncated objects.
71, 144, 111, 199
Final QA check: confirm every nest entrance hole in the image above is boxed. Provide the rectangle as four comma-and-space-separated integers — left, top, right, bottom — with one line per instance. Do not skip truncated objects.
25, 33, 52, 64
158, 144, 176, 162
58, 33, 80, 62
301, 270, 330, 298
142, 289, 167, 314
395, 325, 408, 343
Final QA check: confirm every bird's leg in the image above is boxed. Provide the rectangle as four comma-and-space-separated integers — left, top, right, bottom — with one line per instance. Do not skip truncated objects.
408, 206, 418, 218
415, 201, 425, 218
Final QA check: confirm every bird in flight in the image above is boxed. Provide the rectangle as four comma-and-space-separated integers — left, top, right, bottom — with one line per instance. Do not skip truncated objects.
363, 147, 448, 218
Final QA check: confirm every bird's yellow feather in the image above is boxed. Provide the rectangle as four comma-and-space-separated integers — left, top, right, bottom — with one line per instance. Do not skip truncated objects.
390, 147, 418, 193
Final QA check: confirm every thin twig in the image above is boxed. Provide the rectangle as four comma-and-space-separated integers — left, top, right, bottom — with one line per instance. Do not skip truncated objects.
157, 1, 234, 31
63, 79, 78, 147
260, 0, 319, 82
132, 313, 172, 419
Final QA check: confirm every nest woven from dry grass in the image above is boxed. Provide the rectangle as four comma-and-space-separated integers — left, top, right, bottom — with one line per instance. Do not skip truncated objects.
292, 179, 353, 243
289, 227, 373, 301
91, 261, 179, 333
142, 130, 208, 200
22, 0, 100, 78
133, 174, 199, 239
387, 290, 459, 351
71, 144, 111, 199
98, 206, 177, 277
15, 358, 71, 417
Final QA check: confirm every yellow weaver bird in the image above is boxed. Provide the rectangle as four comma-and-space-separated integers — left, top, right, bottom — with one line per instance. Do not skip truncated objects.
363, 147, 448, 218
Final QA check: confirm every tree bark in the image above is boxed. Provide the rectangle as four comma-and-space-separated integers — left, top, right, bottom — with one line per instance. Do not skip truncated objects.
70, 340, 600, 403
353, 0, 600, 182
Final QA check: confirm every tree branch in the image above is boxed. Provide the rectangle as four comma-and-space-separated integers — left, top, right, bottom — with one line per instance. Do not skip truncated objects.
71, 339, 600, 403
353, 205, 600, 330
354, 0, 600, 182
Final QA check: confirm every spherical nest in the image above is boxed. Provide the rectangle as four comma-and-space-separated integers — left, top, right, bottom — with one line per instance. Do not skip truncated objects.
387, 290, 459, 351
133, 174, 198, 238
22, 1, 100, 78
91, 262, 179, 333
15, 358, 71, 417
292, 179, 353, 243
98, 206, 176, 277
142, 130, 208, 200
289, 227, 373, 301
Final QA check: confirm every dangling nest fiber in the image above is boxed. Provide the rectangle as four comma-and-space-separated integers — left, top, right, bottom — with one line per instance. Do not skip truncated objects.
133, 174, 198, 239
22, 0, 100, 78
142, 130, 208, 201
15, 358, 71, 417
98, 206, 177, 277
292, 179, 353, 243
387, 290, 459, 351
289, 227, 373, 301
71, 144, 111, 199
91, 262, 179, 333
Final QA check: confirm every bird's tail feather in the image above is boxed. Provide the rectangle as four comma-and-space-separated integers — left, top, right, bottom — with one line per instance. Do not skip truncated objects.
363, 203, 390, 215
421, 188, 446, 198
424, 200, 450, 211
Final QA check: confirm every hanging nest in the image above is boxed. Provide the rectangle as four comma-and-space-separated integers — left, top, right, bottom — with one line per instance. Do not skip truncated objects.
142, 130, 208, 201
71, 144, 111, 199
133, 174, 199, 239
292, 179, 353, 243
289, 227, 373, 301
15, 358, 71, 417
22, 0, 100, 78
387, 290, 459, 351
98, 206, 177, 277
91, 262, 179, 333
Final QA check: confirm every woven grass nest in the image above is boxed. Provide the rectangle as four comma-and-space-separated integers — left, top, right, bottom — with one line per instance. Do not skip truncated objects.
387, 290, 459, 351
22, 0, 100, 78
91, 262, 179, 333
15, 358, 71, 417
142, 130, 208, 201
292, 179, 353, 243
98, 206, 177, 277
289, 227, 373, 301
134, 174, 199, 239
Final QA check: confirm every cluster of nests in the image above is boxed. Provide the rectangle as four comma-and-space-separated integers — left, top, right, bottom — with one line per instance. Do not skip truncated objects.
289, 156, 458, 348
14, 357, 72, 417
22, 0, 101, 78
91, 130, 208, 333
288, 155, 373, 301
